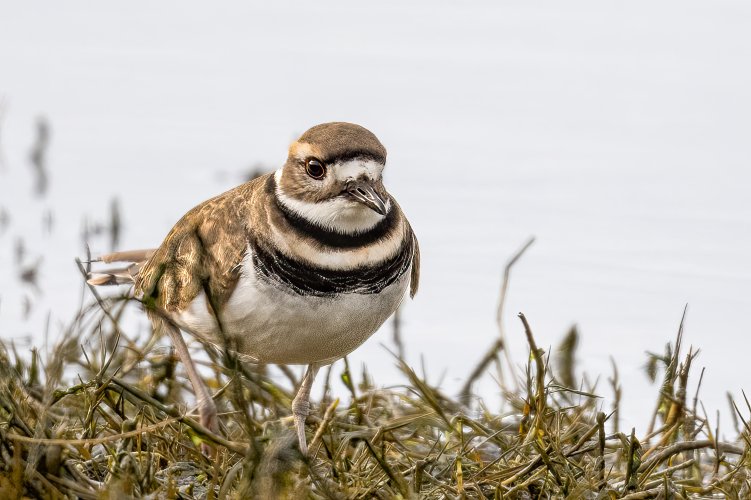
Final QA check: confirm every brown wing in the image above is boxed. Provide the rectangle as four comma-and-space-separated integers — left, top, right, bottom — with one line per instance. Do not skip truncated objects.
136, 179, 260, 314
409, 229, 420, 298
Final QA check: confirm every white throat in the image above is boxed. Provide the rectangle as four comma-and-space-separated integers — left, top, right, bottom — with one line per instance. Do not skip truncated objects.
274, 169, 389, 234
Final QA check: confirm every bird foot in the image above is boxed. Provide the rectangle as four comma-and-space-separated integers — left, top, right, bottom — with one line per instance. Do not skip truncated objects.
291, 399, 311, 455
290, 364, 319, 456
198, 398, 219, 457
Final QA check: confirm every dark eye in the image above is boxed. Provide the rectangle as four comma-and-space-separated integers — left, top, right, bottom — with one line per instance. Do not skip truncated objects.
305, 158, 326, 179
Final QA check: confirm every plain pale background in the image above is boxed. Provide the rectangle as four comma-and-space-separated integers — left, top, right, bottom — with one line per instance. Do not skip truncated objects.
1, 1, 749, 434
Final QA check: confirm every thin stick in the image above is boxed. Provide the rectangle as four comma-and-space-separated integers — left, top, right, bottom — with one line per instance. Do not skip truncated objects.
5, 416, 182, 446
459, 237, 534, 401
309, 398, 339, 455
110, 377, 247, 454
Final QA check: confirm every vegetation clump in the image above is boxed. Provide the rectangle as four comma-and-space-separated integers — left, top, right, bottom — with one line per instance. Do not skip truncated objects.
0, 261, 749, 499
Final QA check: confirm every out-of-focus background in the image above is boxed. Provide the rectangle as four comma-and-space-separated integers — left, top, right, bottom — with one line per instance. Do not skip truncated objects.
0, 1, 749, 432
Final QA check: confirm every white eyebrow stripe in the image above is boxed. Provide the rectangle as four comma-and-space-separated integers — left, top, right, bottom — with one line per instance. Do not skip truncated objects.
334, 159, 384, 182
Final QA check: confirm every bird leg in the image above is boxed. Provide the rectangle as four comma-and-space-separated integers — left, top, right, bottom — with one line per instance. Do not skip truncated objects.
291, 364, 320, 455
165, 324, 219, 454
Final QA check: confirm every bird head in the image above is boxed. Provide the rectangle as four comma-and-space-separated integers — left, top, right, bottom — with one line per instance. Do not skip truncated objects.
275, 122, 391, 234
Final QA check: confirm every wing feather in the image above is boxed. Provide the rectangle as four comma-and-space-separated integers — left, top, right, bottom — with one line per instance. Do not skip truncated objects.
136, 179, 260, 313
409, 230, 420, 298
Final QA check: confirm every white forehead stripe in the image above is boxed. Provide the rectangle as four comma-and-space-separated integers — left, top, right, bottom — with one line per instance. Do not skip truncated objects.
334, 159, 384, 182
274, 169, 390, 235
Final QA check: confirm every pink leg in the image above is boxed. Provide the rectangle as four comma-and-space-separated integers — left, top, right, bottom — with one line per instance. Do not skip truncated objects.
165, 324, 219, 454
291, 364, 319, 455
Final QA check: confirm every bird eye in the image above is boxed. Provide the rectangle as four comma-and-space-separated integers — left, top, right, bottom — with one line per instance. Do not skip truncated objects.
305, 158, 326, 179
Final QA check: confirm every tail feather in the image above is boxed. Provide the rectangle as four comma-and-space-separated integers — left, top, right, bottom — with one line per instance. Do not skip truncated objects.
98, 248, 156, 264
87, 270, 134, 286
86, 249, 155, 286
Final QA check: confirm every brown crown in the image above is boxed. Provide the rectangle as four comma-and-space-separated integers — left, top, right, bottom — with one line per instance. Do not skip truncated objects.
293, 122, 387, 164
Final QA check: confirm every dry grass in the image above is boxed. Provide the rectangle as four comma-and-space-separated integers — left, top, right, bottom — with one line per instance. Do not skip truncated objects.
1, 277, 749, 499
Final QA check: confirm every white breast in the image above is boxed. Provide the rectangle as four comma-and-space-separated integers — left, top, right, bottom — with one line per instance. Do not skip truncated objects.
172, 250, 410, 365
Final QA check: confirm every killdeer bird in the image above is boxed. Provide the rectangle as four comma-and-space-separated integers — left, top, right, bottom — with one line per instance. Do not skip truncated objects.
88, 122, 420, 454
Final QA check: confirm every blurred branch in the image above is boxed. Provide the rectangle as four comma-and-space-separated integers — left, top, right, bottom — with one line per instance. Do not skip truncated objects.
0, 95, 8, 171
29, 116, 50, 196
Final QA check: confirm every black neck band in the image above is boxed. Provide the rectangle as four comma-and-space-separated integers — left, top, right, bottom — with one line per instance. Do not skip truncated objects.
251, 239, 413, 297
268, 174, 397, 249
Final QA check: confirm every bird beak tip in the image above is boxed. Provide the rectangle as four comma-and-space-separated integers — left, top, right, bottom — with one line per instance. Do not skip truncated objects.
346, 181, 388, 216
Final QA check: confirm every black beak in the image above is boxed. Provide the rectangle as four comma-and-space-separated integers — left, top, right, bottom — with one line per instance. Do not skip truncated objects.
346, 180, 388, 216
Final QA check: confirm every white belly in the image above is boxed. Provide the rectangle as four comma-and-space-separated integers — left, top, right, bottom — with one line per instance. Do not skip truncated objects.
172, 256, 410, 365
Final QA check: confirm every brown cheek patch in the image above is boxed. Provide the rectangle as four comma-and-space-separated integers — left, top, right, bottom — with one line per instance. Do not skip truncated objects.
280, 141, 346, 204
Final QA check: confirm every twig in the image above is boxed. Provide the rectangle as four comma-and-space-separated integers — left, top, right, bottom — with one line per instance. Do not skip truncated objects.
459, 237, 534, 402
110, 377, 248, 455
5, 415, 181, 446
309, 398, 339, 455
